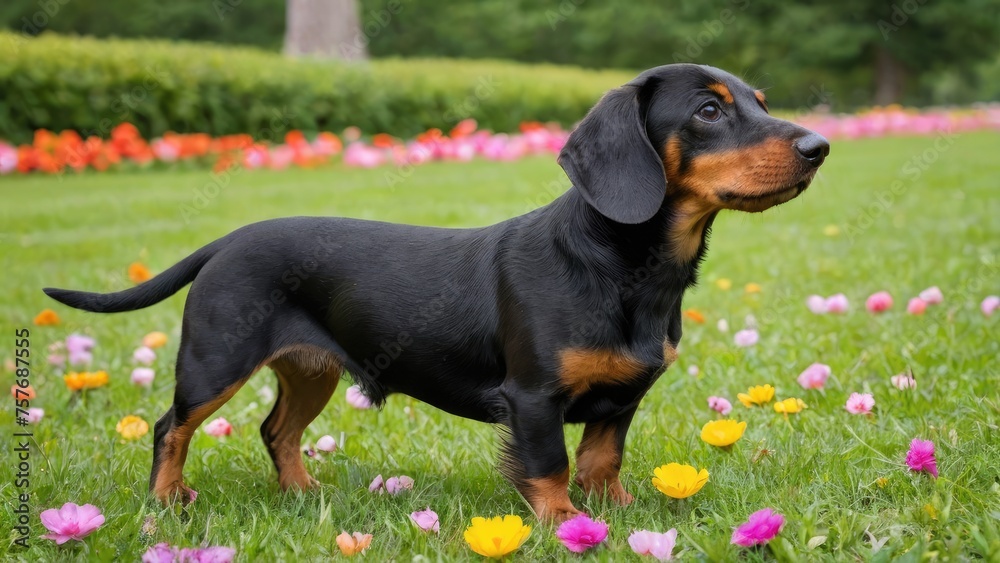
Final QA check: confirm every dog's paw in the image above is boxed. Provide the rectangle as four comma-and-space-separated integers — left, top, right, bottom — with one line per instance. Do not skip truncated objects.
539, 504, 584, 524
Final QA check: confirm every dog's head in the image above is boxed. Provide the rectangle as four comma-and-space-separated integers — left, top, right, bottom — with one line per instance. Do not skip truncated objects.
559, 64, 829, 224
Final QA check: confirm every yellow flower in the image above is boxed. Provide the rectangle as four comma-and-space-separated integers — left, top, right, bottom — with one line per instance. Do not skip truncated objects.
116, 415, 149, 440
464, 515, 531, 559
773, 398, 807, 414
701, 420, 747, 447
33, 308, 61, 326
738, 384, 775, 407
744, 282, 762, 293
875, 477, 889, 488
823, 224, 841, 237
651, 463, 709, 499
715, 278, 732, 290
64, 371, 110, 392
336, 532, 372, 556
142, 331, 168, 349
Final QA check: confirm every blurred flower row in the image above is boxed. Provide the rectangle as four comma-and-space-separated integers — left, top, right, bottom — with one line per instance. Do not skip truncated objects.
3, 105, 998, 175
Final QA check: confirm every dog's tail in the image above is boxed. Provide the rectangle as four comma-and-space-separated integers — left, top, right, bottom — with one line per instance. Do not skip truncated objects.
43, 240, 225, 313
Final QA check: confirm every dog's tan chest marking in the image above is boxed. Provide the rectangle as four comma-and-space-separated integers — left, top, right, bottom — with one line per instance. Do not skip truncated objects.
558, 348, 645, 395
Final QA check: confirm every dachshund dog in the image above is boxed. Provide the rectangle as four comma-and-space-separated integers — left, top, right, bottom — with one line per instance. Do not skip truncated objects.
44, 64, 828, 521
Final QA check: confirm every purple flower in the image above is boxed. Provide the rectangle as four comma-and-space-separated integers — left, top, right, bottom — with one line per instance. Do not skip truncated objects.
555, 514, 608, 553
385, 475, 414, 495
40, 502, 105, 544
797, 363, 831, 389
66, 334, 95, 355
825, 293, 849, 314
409, 507, 440, 533
142, 543, 236, 563
26, 408, 44, 423
368, 474, 384, 492
345, 385, 372, 409
315, 435, 337, 452
131, 367, 156, 386
734, 329, 759, 347
806, 295, 827, 314
906, 438, 938, 478
731, 508, 785, 547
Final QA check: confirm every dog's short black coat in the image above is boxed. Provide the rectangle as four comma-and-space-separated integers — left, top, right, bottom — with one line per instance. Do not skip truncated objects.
45, 64, 828, 521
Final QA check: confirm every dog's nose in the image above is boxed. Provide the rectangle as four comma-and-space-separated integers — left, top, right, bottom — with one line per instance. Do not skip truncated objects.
794, 133, 830, 167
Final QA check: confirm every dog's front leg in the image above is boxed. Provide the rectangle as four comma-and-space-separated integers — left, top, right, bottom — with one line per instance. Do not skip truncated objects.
574, 405, 637, 506
500, 390, 582, 522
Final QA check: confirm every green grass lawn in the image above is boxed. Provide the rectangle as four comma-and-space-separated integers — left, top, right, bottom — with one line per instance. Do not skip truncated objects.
2, 132, 999, 561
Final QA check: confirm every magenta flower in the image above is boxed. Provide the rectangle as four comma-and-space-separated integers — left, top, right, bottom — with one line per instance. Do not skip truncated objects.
734, 329, 759, 347
345, 385, 373, 409
825, 293, 849, 314
906, 297, 927, 315
845, 392, 875, 415
890, 373, 916, 390
26, 407, 45, 423
385, 475, 414, 495
707, 396, 733, 415
131, 367, 155, 387
981, 295, 999, 317
315, 435, 337, 452
865, 291, 893, 313
368, 474, 384, 492
40, 502, 105, 544
409, 507, 440, 533
905, 439, 938, 478
628, 529, 677, 560
797, 363, 831, 389
806, 295, 827, 314
203, 417, 232, 437
133, 346, 157, 365
555, 514, 608, 553
731, 508, 785, 547
918, 286, 943, 305
142, 543, 236, 563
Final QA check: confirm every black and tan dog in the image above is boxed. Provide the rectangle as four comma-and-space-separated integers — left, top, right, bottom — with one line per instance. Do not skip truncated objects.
44, 64, 828, 521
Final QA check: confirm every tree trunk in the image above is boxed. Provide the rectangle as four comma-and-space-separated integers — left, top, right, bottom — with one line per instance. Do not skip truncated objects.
284, 0, 367, 61
873, 45, 905, 105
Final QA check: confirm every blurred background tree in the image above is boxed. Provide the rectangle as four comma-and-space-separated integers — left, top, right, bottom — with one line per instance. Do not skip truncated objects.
2, 0, 998, 108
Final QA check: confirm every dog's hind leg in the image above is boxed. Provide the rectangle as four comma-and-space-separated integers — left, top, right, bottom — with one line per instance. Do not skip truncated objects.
261, 345, 342, 491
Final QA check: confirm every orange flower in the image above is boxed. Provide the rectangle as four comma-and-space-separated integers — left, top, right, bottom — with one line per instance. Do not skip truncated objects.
336, 532, 372, 556
450, 118, 478, 138
683, 309, 706, 324
372, 133, 397, 148
128, 262, 152, 284
64, 371, 110, 392
11, 384, 36, 400
142, 331, 169, 349
744, 283, 762, 294
34, 309, 61, 326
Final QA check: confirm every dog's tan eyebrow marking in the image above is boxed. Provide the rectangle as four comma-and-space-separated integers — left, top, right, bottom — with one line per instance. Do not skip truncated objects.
707, 83, 734, 104
754, 90, 768, 111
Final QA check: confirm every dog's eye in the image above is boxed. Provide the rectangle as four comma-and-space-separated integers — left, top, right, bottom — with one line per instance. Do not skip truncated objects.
698, 103, 722, 122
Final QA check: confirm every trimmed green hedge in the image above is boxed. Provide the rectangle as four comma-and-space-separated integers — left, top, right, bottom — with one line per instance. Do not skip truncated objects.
0, 32, 635, 144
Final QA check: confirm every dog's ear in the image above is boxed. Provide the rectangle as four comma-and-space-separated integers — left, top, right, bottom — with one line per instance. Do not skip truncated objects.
558, 79, 665, 224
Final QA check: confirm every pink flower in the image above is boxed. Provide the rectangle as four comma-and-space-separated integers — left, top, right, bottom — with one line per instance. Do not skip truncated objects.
731, 508, 785, 547
905, 438, 938, 478
918, 286, 943, 305
66, 334, 95, 355
368, 474, 384, 492
315, 435, 337, 452
845, 392, 875, 414
906, 297, 927, 315
133, 346, 157, 365
707, 396, 733, 415
806, 295, 828, 314
40, 502, 105, 544
865, 291, 893, 313
687, 365, 699, 377
48, 353, 66, 367
981, 296, 999, 317
890, 373, 916, 390
555, 514, 609, 553
26, 407, 45, 423
142, 543, 236, 563
203, 417, 232, 437
797, 363, 831, 389
385, 475, 414, 495
825, 293, 849, 314
628, 529, 677, 560
409, 507, 440, 533
131, 367, 155, 386
345, 385, 372, 409
734, 329, 759, 347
